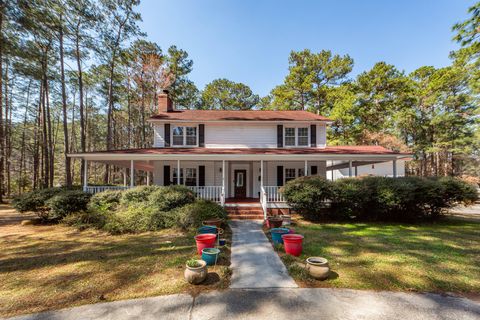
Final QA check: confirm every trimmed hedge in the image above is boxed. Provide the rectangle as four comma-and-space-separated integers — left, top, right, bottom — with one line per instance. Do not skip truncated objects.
46, 190, 92, 220
282, 176, 478, 222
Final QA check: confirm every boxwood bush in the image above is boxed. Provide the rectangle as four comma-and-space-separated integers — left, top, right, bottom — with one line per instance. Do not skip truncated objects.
46, 190, 92, 221
283, 176, 478, 222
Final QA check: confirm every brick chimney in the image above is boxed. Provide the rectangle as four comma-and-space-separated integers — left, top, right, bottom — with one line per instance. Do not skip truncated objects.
158, 89, 174, 112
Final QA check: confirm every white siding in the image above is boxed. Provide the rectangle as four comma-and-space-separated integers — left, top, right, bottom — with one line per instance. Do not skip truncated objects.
152, 160, 219, 186
153, 124, 165, 147
205, 123, 277, 148
264, 161, 326, 186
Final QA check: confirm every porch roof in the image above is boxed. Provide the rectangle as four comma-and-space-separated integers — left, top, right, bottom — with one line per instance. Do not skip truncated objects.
69, 146, 411, 162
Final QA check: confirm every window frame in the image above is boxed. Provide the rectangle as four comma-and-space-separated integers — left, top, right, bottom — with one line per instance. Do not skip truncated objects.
283, 125, 310, 147
171, 125, 198, 147
173, 167, 198, 186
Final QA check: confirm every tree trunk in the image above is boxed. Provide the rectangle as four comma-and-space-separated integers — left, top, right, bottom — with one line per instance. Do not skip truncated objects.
0, 8, 4, 202
75, 26, 86, 185
59, 19, 72, 186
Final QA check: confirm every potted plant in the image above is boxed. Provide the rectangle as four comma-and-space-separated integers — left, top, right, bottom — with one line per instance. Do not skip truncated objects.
305, 257, 330, 280
203, 218, 223, 228
184, 258, 208, 284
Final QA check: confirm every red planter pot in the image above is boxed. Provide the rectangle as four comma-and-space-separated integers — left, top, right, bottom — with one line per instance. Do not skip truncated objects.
194, 233, 216, 255
281, 234, 304, 256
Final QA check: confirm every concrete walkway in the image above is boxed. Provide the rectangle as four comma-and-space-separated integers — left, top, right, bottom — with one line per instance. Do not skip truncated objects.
8, 288, 480, 320
228, 220, 297, 289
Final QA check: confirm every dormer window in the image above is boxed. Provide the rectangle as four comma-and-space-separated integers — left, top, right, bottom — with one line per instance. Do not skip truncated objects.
172, 125, 197, 146
284, 127, 309, 147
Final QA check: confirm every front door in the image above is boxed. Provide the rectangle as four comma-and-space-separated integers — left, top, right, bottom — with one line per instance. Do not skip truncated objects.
234, 170, 247, 199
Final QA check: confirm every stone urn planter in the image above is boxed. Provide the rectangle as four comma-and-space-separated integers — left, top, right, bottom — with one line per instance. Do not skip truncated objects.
267, 216, 283, 228
305, 257, 330, 280
203, 218, 223, 228
184, 259, 208, 284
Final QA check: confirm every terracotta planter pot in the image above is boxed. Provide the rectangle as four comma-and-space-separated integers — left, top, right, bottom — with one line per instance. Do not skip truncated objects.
203, 218, 223, 228
184, 260, 208, 284
306, 257, 330, 280
267, 217, 283, 228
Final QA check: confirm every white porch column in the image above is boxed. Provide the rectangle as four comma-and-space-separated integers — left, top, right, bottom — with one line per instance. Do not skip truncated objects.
304, 160, 308, 176
393, 159, 397, 178
177, 160, 181, 185
146, 172, 150, 186
260, 160, 264, 188
123, 168, 127, 186
348, 160, 353, 177
83, 159, 88, 191
130, 160, 134, 187
221, 160, 226, 206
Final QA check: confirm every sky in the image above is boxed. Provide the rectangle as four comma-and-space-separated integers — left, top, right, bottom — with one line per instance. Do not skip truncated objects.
138, 0, 475, 97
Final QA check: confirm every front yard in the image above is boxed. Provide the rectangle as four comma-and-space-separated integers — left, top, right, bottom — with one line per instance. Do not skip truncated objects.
0, 203, 230, 318
278, 218, 480, 297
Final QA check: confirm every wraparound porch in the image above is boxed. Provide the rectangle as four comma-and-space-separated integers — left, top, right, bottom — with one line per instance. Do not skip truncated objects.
71, 150, 407, 219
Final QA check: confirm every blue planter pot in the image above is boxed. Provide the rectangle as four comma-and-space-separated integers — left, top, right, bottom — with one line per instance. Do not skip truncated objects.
201, 248, 221, 266
198, 226, 217, 235
271, 228, 290, 244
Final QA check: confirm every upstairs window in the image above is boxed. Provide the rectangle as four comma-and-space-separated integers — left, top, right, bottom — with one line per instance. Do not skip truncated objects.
284, 127, 309, 147
172, 126, 197, 146
298, 127, 309, 146
285, 128, 296, 146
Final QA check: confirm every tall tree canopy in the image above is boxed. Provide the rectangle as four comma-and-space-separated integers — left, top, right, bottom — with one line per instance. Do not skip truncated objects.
201, 78, 259, 110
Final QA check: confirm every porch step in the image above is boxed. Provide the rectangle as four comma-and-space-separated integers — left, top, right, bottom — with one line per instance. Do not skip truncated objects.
226, 206, 265, 220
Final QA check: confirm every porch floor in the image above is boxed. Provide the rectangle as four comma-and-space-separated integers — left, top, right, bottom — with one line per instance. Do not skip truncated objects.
225, 197, 260, 204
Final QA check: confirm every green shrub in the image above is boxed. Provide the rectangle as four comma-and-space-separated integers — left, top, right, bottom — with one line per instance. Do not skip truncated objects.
103, 204, 168, 234
284, 176, 478, 222
62, 210, 108, 230
281, 176, 335, 219
147, 185, 196, 212
12, 187, 84, 221
120, 185, 161, 205
46, 190, 92, 221
12, 188, 67, 214
88, 190, 123, 213
173, 200, 227, 229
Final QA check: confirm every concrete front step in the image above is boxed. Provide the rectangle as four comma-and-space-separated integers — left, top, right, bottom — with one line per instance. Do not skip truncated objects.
228, 214, 265, 220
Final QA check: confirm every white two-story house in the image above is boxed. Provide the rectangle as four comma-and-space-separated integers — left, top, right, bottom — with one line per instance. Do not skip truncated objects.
70, 90, 409, 218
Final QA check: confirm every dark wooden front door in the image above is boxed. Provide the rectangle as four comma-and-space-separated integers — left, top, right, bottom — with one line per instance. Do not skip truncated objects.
234, 170, 247, 198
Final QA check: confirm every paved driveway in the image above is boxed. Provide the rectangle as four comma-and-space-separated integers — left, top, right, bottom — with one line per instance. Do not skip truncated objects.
8, 288, 480, 320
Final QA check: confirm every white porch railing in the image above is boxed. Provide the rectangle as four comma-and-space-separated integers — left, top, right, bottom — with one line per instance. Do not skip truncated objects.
264, 186, 286, 203
83, 185, 130, 194
187, 186, 223, 203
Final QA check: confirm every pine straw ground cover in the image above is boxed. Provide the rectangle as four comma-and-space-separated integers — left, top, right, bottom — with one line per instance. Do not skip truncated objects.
0, 203, 231, 318
268, 218, 480, 299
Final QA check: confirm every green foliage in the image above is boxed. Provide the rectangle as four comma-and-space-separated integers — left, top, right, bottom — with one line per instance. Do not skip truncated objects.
120, 185, 161, 205
46, 190, 92, 221
173, 200, 227, 230
186, 258, 201, 268
283, 176, 478, 222
75, 185, 198, 234
281, 176, 335, 219
201, 78, 260, 110
88, 190, 123, 213
147, 185, 196, 212
12, 187, 86, 221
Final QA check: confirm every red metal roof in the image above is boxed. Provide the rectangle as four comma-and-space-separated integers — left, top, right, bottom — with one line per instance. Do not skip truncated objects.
148, 110, 331, 122
72, 145, 407, 156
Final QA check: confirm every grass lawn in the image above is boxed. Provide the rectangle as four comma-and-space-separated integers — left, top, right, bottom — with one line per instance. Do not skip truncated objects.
276, 218, 480, 297
0, 203, 231, 318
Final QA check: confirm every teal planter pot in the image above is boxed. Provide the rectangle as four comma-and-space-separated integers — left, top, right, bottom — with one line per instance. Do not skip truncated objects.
201, 248, 221, 266
271, 228, 290, 244
198, 225, 217, 235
